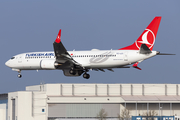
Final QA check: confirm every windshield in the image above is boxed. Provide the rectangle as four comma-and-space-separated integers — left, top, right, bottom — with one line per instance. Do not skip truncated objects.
10, 57, 15, 60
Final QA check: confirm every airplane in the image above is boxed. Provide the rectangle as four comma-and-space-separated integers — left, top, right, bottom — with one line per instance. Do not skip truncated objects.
5, 16, 174, 79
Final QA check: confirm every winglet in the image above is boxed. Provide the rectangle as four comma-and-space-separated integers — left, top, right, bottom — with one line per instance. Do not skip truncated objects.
55, 29, 61, 43
53, 29, 68, 63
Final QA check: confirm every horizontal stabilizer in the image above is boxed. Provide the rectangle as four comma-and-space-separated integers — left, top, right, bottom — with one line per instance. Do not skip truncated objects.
139, 44, 152, 54
133, 62, 142, 70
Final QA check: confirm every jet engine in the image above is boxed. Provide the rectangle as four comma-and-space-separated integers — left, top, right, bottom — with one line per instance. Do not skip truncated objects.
40, 60, 56, 69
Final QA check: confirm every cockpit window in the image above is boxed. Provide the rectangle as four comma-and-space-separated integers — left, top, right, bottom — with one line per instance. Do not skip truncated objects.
11, 57, 15, 59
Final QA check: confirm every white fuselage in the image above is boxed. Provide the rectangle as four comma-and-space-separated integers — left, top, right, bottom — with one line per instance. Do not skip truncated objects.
5, 49, 157, 70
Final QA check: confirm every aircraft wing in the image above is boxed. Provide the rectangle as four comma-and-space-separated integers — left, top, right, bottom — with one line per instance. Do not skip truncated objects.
53, 29, 81, 69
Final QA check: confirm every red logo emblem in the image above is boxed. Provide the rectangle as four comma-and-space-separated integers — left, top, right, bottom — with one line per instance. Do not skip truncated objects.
135, 29, 155, 49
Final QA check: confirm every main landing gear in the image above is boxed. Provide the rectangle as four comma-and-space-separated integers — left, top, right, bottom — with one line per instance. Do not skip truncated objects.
69, 69, 76, 75
69, 68, 90, 79
83, 73, 90, 79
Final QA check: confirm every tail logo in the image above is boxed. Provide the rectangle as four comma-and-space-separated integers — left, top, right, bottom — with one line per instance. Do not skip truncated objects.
135, 29, 155, 49
58, 35, 61, 40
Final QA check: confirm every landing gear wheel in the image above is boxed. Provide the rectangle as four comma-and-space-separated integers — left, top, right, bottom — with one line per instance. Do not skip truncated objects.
69, 69, 76, 75
17, 74, 22, 78
83, 73, 90, 79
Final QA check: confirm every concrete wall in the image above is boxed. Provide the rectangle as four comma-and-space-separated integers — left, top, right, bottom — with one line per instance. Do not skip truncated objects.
26, 84, 180, 96
8, 91, 47, 120
120, 103, 180, 116
43, 83, 180, 117
7, 83, 180, 120
0, 104, 6, 120
0, 96, 8, 120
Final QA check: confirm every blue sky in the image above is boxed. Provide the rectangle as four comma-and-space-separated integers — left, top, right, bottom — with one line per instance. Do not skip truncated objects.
0, 1, 179, 94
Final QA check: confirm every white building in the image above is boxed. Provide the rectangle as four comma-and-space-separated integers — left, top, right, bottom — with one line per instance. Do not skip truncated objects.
0, 94, 8, 120
6, 83, 180, 120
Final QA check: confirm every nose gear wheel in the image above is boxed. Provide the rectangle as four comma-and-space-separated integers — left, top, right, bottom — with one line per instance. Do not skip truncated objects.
18, 74, 22, 78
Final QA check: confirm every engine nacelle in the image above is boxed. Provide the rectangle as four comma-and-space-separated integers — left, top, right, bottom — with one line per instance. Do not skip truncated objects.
63, 69, 84, 76
40, 60, 55, 69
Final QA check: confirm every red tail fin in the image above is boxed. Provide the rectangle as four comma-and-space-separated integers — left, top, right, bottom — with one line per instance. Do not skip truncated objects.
119, 17, 161, 51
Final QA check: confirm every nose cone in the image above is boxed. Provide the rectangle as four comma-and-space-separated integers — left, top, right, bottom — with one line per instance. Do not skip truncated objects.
5, 60, 10, 67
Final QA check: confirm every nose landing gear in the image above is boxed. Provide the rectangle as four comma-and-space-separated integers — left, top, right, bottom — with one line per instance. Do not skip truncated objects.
17, 70, 22, 78
17, 74, 22, 78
